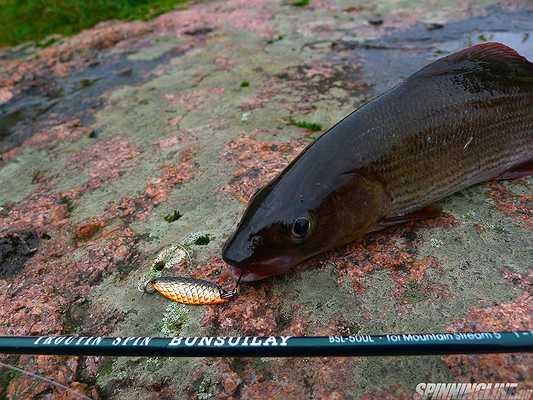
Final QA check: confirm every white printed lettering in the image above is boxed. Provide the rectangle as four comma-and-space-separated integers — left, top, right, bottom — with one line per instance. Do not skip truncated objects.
169, 337, 182, 346
279, 336, 291, 346
198, 337, 214, 346
263, 336, 278, 346
53, 337, 65, 345
34, 337, 45, 345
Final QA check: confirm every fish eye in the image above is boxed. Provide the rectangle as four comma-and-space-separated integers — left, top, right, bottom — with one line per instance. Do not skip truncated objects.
291, 216, 311, 241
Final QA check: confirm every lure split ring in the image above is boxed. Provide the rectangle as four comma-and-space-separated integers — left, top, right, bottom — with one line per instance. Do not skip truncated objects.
143, 275, 241, 305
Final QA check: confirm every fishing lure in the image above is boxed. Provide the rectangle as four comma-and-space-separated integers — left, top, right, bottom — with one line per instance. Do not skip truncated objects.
144, 276, 239, 305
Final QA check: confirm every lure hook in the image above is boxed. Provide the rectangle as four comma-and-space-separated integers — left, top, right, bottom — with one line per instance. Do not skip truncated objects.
220, 273, 242, 300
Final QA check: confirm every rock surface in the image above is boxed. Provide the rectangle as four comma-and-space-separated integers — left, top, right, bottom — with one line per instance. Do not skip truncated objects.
0, 0, 532, 398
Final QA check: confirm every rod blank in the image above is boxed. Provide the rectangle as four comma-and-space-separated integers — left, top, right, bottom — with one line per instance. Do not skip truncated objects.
0, 331, 531, 358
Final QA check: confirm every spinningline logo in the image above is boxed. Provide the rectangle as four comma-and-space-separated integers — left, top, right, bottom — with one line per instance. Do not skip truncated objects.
415, 383, 532, 399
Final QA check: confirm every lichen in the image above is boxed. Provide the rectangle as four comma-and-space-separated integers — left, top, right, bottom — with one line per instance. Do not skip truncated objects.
196, 375, 217, 400
160, 303, 190, 336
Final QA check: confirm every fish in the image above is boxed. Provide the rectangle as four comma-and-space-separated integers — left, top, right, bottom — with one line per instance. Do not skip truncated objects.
222, 42, 533, 282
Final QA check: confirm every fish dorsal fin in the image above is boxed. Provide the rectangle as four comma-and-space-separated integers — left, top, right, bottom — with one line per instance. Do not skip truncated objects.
410, 42, 533, 82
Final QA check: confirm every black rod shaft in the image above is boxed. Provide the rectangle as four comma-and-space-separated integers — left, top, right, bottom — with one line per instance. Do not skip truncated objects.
0, 331, 531, 358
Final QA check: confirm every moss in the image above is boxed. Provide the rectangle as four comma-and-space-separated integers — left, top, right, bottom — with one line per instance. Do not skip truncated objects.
289, 118, 322, 132
164, 209, 183, 223
291, 0, 310, 6
153, 260, 166, 271
240, 80, 250, 88
194, 234, 210, 246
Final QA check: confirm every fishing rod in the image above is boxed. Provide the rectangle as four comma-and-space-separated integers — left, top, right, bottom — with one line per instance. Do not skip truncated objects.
0, 331, 531, 358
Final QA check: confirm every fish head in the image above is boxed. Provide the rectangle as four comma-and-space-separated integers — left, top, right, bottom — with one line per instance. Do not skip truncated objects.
222, 169, 388, 282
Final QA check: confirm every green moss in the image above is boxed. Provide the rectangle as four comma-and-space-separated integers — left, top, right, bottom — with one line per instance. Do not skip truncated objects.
194, 234, 210, 245
402, 280, 428, 304
291, 0, 310, 6
164, 209, 182, 223
240, 80, 250, 87
153, 260, 166, 271
290, 118, 322, 132
0, 0, 188, 46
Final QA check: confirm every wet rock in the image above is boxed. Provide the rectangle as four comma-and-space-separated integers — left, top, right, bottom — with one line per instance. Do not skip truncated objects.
0, 231, 39, 278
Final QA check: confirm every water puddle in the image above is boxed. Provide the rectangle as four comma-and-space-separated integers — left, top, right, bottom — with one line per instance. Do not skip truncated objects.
439, 31, 533, 59
359, 8, 533, 94
0, 43, 188, 154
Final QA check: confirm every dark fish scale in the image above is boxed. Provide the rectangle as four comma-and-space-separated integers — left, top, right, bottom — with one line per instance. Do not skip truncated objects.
380, 89, 533, 215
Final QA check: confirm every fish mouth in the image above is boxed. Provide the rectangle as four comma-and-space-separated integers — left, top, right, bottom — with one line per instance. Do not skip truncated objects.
228, 257, 293, 282
230, 266, 270, 282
